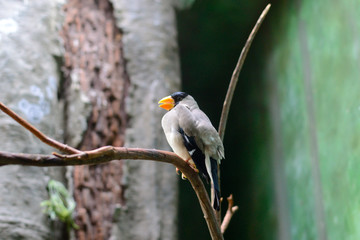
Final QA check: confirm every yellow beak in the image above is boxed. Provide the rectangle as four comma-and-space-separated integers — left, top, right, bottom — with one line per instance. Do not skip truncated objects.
158, 96, 175, 111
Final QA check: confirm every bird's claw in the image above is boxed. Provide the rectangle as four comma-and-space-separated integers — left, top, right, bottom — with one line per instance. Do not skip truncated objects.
176, 168, 188, 180
185, 158, 199, 173
175, 158, 198, 180
181, 173, 187, 180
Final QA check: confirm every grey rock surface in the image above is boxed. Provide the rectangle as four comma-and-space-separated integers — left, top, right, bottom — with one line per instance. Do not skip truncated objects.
0, 1, 66, 239
110, 0, 180, 239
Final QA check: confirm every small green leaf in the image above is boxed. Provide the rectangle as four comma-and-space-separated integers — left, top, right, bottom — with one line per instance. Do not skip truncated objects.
41, 180, 79, 231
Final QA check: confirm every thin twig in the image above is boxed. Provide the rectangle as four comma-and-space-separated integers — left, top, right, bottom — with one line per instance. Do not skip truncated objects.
0, 102, 81, 154
215, 3, 271, 223
218, 3, 271, 140
220, 194, 239, 234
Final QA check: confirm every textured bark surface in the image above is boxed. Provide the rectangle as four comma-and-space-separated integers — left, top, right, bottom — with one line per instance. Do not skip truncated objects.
0, 0, 66, 239
61, 0, 181, 238
0, 0, 180, 239
60, 0, 128, 239
110, 0, 180, 239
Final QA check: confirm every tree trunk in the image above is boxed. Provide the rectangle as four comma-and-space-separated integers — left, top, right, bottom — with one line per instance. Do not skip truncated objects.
110, 0, 180, 239
61, 1, 128, 239
61, 0, 180, 239
0, 1, 66, 239
0, 0, 179, 239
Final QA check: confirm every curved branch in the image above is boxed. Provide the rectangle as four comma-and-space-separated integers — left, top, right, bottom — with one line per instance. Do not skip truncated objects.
0, 101, 223, 239
218, 3, 271, 140
215, 3, 271, 224
0, 102, 81, 154
0, 146, 223, 240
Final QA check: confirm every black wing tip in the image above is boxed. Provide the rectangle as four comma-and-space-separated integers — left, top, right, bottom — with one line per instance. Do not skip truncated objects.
213, 189, 221, 211
178, 127, 211, 183
178, 127, 220, 211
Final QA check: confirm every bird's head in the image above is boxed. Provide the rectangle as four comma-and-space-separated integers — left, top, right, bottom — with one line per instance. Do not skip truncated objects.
158, 92, 189, 111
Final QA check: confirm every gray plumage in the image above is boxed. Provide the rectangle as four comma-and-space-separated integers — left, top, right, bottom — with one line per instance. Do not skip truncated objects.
162, 95, 224, 161
159, 93, 224, 210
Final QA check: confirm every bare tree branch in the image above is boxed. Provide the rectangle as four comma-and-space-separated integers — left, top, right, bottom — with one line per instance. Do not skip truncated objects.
0, 101, 223, 239
0, 146, 223, 240
218, 3, 271, 140
221, 194, 239, 234
0, 102, 81, 154
215, 3, 272, 224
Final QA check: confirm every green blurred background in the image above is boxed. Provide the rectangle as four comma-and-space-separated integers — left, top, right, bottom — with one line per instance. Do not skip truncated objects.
176, 0, 360, 239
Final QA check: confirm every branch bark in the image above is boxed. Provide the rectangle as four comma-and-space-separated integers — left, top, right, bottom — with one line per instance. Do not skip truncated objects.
216, 3, 271, 224
220, 194, 239, 234
0, 98, 223, 240
218, 3, 271, 140
0, 102, 80, 155
0, 146, 223, 240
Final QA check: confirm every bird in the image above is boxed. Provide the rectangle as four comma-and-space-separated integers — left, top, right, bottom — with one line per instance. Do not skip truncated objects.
158, 92, 225, 211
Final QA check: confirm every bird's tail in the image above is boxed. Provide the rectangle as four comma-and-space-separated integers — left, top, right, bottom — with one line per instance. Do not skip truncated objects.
210, 157, 220, 211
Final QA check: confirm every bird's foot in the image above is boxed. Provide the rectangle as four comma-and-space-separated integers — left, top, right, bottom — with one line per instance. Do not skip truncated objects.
176, 168, 188, 180
185, 158, 199, 173
175, 158, 197, 180
181, 173, 187, 180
